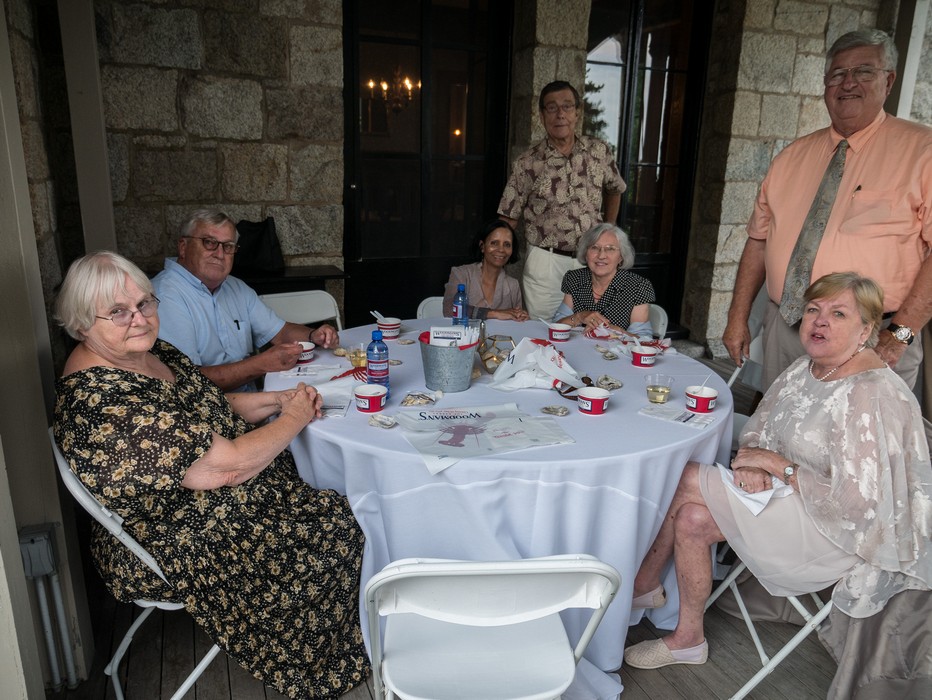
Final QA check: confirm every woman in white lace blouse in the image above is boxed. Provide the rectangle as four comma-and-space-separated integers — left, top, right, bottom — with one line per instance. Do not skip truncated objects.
624, 272, 932, 674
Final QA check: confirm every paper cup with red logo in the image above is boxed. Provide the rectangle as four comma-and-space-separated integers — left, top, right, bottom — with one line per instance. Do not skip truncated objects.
354, 384, 388, 413
377, 317, 402, 339
685, 385, 718, 413
577, 387, 610, 415
631, 346, 659, 367
548, 323, 572, 342
296, 341, 315, 364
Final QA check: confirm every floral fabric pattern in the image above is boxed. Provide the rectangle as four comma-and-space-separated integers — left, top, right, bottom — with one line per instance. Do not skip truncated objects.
740, 357, 932, 617
54, 340, 368, 699
498, 135, 626, 250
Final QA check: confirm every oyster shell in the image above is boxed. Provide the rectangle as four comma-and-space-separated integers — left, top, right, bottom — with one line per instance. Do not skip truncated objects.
541, 405, 570, 416
368, 414, 397, 429
596, 374, 623, 390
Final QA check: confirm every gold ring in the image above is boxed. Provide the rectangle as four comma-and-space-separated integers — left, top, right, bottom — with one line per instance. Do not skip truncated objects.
739, 481, 746, 488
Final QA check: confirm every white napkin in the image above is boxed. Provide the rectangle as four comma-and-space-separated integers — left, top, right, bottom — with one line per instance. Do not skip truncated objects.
281, 364, 343, 377
716, 462, 794, 515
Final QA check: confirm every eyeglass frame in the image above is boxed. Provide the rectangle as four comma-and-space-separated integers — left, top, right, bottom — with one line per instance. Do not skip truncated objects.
587, 244, 621, 255
542, 102, 579, 115
95, 296, 161, 327
823, 65, 892, 87
180, 235, 240, 255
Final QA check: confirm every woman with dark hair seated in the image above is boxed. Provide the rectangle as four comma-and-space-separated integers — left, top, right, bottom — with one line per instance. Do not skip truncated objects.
53, 251, 368, 699
443, 219, 529, 321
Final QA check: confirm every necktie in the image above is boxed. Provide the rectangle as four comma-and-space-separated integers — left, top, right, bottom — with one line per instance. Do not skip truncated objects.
778, 139, 848, 325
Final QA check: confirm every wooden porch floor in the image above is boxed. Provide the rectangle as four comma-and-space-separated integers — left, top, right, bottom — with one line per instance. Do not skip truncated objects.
48, 356, 835, 699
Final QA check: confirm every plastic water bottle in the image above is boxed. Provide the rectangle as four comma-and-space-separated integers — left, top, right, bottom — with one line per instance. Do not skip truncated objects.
452, 284, 468, 326
366, 330, 390, 397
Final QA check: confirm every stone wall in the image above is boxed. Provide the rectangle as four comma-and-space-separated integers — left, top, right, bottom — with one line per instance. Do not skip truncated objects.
687, 0, 885, 357
93, 0, 344, 280
5, 0, 67, 366
508, 0, 590, 162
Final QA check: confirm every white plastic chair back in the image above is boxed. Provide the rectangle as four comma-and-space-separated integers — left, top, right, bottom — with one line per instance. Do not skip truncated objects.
416, 295, 445, 319
727, 334, 765, 457
648, 303, 668, 339
50, 428, 168, 583
259, 290, 343, 330
50, 428, 221, 700
365, 555, 620, 700
705, 561, 833, 699
727, 334, 764, 388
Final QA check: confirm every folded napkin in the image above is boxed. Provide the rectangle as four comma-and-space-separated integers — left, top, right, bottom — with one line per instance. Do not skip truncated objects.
280, 363, 343, 377
489, 337, 582, 392
638, 404, 715, 429
716, 462, 794, 515
318, 375, 363, 407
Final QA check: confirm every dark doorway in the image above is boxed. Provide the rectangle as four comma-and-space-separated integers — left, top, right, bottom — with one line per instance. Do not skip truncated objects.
343, 0, 513, 327
585, 0, 712, 335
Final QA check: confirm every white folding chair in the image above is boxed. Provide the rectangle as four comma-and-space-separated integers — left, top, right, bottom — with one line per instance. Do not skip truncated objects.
259, 290, 343, 330
705, 560, 833, 700
648, 303, 668, 339
365, 555, 620, 700
416, 295, 445, 319
726, 334, 764, 453
49, 429, 221, 700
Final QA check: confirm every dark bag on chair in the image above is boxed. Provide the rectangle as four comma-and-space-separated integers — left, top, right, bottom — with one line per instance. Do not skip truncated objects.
233, 217, 285, 276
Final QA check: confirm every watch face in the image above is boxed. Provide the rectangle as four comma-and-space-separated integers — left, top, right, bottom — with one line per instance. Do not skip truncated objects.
894, 327, 912, 341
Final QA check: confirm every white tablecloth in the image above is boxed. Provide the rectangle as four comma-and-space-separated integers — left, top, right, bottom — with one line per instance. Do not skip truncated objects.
266, 320, 733, 697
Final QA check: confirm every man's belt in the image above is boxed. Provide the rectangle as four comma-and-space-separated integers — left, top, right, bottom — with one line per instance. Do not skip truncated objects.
539, 246, 575, 258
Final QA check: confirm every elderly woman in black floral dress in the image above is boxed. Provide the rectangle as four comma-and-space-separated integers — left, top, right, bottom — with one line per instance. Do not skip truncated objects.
53, 251, 367, 699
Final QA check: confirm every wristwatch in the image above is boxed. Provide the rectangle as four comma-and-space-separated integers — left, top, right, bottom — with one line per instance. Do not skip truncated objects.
887, 323, 915, 345
783, 464, 797, 485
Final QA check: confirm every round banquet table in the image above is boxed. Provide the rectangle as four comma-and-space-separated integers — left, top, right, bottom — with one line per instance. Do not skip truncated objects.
265, 319, 733, 698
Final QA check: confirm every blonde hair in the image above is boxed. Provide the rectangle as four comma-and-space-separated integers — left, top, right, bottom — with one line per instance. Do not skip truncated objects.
55, 251, 154, 339
804, 272, 883, 347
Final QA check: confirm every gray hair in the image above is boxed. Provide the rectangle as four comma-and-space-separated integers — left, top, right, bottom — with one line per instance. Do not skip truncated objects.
55, 251, 155, 340
180, 208, 238, 241
826, 29, 898, 72
576, 223, 636, 270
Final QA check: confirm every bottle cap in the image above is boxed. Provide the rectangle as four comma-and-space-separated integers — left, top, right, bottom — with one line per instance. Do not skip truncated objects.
372, 330, 383, 340
457, 284, 465, 292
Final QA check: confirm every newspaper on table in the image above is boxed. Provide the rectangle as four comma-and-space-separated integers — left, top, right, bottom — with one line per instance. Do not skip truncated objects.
394, 402, 575, 474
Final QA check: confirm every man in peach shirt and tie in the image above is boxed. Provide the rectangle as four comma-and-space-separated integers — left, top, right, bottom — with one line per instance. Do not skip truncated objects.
723, 29, 932, 390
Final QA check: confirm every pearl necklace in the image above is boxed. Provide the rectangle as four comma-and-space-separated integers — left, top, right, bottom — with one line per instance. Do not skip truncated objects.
808, 345, 865, 382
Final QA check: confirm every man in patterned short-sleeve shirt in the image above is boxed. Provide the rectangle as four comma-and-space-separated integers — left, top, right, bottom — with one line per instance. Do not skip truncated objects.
498, 80, 626, 320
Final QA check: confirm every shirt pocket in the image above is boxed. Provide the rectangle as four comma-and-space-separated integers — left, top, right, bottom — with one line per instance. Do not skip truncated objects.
839, 188, 918, 240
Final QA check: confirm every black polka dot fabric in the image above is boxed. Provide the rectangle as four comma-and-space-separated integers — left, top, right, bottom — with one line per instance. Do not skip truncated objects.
561, 267, 656, 327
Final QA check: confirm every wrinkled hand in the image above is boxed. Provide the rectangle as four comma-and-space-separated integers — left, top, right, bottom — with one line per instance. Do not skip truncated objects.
722, 319, 751, 367
278, 382, 322, 425
578, 310, 611, 330
260, 342, 304, 372
874, 331, 907, 369
311, 324, 339, 349
731, 446, 787, 491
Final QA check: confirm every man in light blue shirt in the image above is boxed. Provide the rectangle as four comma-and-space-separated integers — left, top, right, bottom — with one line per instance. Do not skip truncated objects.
153, 209, 339, 391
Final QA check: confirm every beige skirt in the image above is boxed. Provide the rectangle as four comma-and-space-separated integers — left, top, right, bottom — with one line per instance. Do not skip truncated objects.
698, 463, 859, 597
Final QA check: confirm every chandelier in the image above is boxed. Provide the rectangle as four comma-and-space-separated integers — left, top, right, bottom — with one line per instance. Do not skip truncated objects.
367, 66, 421, 113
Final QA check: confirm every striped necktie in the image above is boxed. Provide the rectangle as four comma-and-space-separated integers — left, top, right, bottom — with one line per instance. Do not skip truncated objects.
778, 139, 849, 325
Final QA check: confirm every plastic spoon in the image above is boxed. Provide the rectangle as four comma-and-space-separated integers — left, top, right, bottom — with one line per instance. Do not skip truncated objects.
538, 317, 556, 328
370, 310, 386, 322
